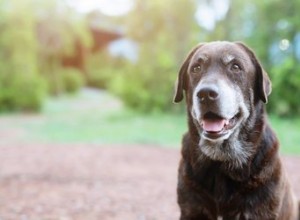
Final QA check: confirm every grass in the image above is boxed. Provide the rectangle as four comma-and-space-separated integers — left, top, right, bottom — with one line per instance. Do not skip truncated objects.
36, 89, 187, 146
1, 88, 299, 154
269, 116, 300, 154
3, 88, 186, 147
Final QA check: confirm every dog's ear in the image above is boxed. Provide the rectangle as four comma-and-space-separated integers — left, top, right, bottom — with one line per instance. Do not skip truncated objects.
235, 42, 272, 103
258, 68, 272, 103
173, 44, 203, 103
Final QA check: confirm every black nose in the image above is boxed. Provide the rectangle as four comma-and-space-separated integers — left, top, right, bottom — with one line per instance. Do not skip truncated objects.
197, 85, 219, 102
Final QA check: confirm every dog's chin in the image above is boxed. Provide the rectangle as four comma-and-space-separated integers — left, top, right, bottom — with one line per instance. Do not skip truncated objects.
194, 111, 252, 166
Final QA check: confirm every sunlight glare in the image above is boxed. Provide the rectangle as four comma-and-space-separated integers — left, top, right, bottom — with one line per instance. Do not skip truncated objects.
67, 0, 134, 16
195, 0, 230, 31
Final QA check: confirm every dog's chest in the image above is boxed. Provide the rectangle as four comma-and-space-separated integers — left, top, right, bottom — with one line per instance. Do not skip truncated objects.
193, 163, 244, 211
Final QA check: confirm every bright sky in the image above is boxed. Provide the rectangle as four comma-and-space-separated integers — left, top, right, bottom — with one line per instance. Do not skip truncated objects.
195, 0, 230, 31
66, 0, 134, 16
67, 0, 230, 32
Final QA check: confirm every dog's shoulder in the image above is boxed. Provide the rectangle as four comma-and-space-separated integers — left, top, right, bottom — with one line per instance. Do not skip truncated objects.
250, 122, 280, 176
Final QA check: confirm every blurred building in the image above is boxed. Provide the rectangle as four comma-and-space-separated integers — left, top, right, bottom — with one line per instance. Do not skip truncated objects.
62, 27, 123, 72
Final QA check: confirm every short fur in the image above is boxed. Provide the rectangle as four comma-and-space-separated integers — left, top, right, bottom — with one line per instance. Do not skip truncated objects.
174, 41, 299, 220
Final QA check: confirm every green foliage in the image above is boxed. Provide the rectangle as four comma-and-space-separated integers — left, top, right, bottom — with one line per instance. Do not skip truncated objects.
87, 68, 110, 89
0, 0, 299, 116
102, 0, 300, 115
34, 0, 91, 95
45, 68, 85, 95
62, 68, 85, 94
0, 74, 46, 112
205, 0, 300, 116
44, 69, 64, 96
8, 89, 300, 153
268, 58, 300, 116
85, 52, 121, 89
34, 0, 92, 57
0, 0, 90, 112
107, 0, 198, 112
0, 0, 47, 112
110, 49, 179, 112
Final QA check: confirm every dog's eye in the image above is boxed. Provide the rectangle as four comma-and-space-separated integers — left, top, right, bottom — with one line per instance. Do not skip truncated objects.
231, 63, 242, 72
192, 65, 201, 73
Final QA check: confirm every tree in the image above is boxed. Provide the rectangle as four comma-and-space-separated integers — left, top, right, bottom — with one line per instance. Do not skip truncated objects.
109, 0, 199, 112
208, 0, 300, 116
34, 0, 92, 95
0, 0, 46, 111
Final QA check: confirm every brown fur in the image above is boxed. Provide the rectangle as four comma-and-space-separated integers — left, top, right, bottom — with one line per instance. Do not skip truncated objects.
174, 41, 299, 220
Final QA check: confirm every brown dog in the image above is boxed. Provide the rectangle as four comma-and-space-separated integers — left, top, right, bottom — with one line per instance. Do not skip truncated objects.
174, 41, 299, 220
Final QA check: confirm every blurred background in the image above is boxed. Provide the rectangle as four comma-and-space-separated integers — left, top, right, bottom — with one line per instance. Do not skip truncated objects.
1, 0, 300, 219
0, 0, 299, 152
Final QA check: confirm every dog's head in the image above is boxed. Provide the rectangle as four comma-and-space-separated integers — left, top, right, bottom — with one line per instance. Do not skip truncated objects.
174, 41, 272, 164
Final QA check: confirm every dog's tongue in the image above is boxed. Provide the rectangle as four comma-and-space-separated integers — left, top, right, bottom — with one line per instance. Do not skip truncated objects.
202, 119, 227, 132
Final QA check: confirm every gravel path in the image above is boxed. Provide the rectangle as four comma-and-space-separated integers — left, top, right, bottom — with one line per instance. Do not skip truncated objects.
0, 144, 299, 220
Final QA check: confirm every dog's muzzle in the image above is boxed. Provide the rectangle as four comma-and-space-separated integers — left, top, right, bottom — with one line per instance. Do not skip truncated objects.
192, 82, 242, 141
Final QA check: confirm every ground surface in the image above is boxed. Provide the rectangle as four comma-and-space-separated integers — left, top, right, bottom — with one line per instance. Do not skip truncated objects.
0, 144, 300, 220
0, 89, 299, 219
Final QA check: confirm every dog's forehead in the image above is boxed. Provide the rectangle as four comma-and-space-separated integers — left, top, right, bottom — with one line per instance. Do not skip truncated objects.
192, 42, 252, 64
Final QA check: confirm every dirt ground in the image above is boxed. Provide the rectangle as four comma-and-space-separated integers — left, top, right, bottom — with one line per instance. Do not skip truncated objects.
0, 144, 299, 220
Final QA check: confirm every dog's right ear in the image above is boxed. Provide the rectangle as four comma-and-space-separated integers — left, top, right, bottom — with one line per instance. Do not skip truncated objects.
173, 44, 203, 103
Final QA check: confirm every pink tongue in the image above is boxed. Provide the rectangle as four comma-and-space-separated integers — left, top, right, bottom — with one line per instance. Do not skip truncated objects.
202, 119, 227, 132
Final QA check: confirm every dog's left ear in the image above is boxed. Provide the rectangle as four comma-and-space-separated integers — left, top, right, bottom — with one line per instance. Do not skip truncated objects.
235, 42, 272, 103
258, 68, 272, 103
174, 44, 203, 103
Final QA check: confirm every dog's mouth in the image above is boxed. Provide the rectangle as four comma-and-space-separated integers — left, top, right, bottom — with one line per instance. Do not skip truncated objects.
200, 111, 241, 140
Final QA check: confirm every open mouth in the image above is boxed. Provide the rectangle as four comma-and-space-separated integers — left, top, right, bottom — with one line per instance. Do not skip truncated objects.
200, 111, 241, 139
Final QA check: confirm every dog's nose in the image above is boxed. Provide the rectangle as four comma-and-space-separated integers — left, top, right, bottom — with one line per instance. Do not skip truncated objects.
197, 85, 219, 102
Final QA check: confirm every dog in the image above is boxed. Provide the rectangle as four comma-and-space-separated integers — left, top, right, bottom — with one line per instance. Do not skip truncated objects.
174, 41, 299, 220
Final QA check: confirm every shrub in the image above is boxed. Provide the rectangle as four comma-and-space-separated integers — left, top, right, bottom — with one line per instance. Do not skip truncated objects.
268, 58, 300, 116
45, 67, 85, 95
85, 52, 124, 89
87, 66, 113, 89
109, 49, 183, 112
44, 70, 65, 96
61, 68, 85, 94
0, 74, 47, 112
